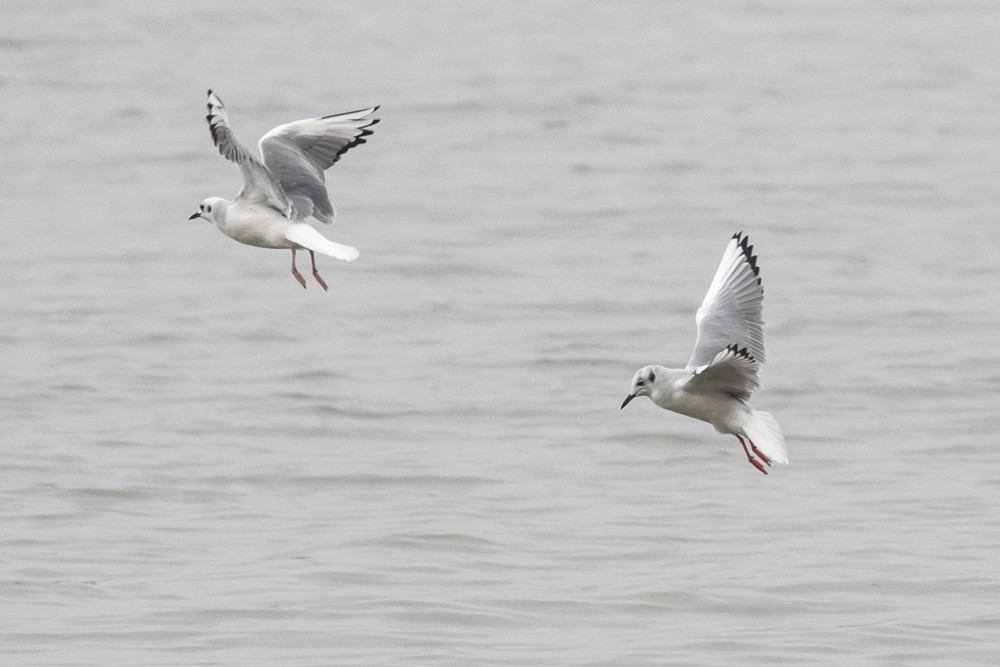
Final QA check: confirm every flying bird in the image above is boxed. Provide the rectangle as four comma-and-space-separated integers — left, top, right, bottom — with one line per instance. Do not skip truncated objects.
621, 233, 787, 474
189, 89, 379, 290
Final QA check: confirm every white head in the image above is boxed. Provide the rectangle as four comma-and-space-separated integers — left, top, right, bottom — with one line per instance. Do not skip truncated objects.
188, 197, 228, 225
621, 365, 659, 409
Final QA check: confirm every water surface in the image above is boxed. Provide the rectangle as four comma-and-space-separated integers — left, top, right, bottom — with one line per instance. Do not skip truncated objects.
1, 1, 998, 664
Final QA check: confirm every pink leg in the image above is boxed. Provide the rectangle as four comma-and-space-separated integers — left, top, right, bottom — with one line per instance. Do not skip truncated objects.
309, 250, 329, 291
291, 249, 307, 289
749, 439, 772, 467
737, 435, 768, 475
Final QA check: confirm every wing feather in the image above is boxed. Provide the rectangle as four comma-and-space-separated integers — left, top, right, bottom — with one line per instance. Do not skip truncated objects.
685, 344, 760, 401
686, 232, 766, 370
205, 90, 290, 215
259, 106, 379, 223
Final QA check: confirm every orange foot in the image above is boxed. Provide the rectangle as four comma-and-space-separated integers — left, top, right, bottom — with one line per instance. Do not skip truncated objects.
737, 435, 769, 475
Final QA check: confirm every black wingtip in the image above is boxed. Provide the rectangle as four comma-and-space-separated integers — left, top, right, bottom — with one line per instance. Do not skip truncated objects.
733, 231, 761, 281
727, 343, 757, 363
207, 90, 224, 109
321, 106, 381, 122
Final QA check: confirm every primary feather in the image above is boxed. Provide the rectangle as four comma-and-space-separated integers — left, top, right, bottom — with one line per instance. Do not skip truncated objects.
687, 232, 765, 369
260, 106, 380, 223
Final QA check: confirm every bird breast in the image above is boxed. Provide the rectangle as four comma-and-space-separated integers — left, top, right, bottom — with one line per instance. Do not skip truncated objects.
653, 385, 747, 434
218, 203, 294, 249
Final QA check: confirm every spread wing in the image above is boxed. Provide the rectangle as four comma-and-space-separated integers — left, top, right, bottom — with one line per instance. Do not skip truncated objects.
205, 90, 291, 215
259, 106, 379, 223
686, 232, 766, 372
684, 344, 760, 401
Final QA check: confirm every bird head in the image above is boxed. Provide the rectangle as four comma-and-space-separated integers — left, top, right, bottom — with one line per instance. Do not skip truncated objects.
188, 197, 226, 223
621, 366, 658, 409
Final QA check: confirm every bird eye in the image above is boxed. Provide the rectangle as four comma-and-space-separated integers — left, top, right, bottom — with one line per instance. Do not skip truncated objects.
636, 379, 644, 386
199, 204, 205, 211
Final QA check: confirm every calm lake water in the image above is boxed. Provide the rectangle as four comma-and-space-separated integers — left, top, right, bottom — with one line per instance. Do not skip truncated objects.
2, 1, 999, 664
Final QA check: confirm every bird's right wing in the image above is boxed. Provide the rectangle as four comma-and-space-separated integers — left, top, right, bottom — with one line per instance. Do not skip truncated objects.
686, 232, 766, 370
205, 90, 291, 215
259, 106, 379, 223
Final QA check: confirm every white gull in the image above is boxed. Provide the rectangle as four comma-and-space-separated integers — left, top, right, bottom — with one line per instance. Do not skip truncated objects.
621, 232, 788, 474
189, 89, 379, 290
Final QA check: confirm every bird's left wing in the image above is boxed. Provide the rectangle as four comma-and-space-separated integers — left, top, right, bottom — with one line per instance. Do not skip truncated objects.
259, 106, 379, 223
685, 344, 760, 401
205, 90, 291, 215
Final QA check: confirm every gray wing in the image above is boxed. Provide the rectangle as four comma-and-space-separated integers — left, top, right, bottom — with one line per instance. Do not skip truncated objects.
684, 344, 760, 401
258, 106, 379, 223
686, 232, 766, 370
205, 90, 291, 215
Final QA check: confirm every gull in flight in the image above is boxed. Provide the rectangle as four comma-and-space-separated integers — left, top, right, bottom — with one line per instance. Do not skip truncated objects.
621, 233, 787, 474
189, 89, 379, 290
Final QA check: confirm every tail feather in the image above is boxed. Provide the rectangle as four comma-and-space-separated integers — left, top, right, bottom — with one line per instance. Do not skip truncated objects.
284, 223, 359, 261
743, 411, 788, 465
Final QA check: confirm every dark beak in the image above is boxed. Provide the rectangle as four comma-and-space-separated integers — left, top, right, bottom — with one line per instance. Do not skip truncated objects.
621, 393, 636, 410
188, 211, 202, 220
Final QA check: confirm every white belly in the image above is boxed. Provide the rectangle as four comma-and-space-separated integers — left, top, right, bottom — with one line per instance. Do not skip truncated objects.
652, 387, 749, 435
219, 203, 294, 249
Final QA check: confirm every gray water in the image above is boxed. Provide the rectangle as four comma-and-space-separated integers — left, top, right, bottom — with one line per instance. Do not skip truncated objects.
2, 1, 999, 664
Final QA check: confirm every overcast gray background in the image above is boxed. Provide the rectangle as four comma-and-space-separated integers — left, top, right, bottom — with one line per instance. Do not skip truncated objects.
2, 1, 999, 664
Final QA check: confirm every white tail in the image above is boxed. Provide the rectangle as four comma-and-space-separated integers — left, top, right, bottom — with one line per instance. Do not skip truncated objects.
743, 411, 788, 465
284, 223, 360, 261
